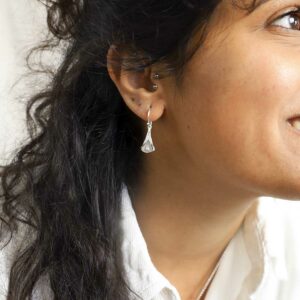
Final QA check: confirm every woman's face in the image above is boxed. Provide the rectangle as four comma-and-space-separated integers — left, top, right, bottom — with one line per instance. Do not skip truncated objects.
164, 0, 300, 200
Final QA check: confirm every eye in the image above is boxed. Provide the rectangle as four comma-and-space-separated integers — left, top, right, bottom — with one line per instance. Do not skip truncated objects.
270, 8, 300, 31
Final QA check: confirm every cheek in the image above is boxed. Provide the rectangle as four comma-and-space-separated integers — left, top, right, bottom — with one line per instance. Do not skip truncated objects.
177, 35, 300, 195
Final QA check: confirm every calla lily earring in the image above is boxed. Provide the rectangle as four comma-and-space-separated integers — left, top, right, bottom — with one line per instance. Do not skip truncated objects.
140, 72, 160, 153
141, 105, 155, 153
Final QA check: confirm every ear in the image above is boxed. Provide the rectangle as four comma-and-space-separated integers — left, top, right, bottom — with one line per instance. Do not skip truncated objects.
106, 45, 165, 123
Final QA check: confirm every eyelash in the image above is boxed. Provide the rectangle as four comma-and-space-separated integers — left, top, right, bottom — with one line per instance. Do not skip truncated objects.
270, 7, 300, 31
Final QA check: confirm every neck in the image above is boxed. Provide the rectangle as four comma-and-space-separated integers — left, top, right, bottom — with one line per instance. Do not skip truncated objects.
129, 154, 259, 299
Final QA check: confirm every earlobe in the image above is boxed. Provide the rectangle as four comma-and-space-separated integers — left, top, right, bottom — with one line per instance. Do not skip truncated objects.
130, 97, 142, 107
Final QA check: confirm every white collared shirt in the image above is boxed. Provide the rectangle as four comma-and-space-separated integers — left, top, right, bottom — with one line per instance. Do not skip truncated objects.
0, 184, 300, 300
117, 184, 300, 300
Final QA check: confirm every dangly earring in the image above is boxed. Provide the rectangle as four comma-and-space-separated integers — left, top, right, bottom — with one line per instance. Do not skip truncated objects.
141, 104, 155, 153
140, 73, 160, 153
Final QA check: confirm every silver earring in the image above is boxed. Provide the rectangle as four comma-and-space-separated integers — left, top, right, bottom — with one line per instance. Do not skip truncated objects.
152, 73, 159, 91
140, 105, 155, 153
152, 73, 160, 80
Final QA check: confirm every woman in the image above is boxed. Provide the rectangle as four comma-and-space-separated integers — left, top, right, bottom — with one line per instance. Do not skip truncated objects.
1, 0, 300, 299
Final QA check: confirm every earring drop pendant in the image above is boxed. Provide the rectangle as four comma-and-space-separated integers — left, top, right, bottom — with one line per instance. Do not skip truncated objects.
141, 106, 155, 153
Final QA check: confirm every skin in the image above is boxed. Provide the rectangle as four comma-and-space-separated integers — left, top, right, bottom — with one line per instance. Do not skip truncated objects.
107, 0, 300, 299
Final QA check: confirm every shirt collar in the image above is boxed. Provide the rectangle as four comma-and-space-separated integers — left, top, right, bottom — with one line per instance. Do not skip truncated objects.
117, 183, 177, 300
117, 183, 288, 300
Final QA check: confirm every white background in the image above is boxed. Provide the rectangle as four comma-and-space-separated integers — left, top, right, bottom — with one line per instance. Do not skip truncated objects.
0, 0, 50, 165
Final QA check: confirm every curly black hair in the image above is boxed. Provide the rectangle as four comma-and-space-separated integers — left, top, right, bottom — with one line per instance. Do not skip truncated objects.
0, 0, 257, 299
